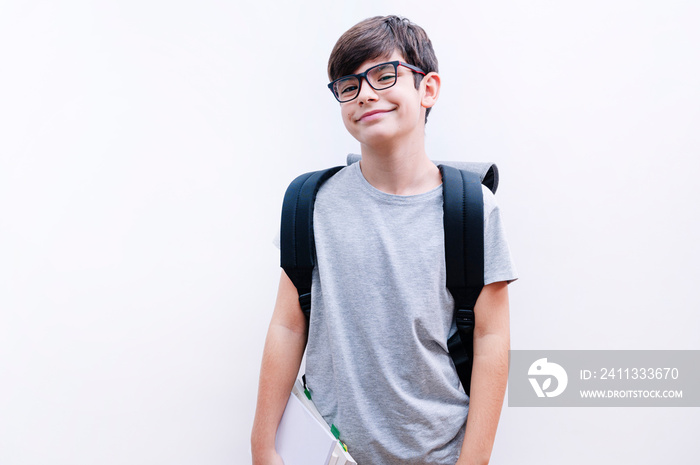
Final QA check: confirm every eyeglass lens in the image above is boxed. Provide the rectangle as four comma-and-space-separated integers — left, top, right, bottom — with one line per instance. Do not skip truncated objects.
333, 63, 397, 102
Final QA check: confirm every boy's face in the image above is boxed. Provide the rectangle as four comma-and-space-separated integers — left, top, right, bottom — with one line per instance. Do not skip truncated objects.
338, 51, 431, 149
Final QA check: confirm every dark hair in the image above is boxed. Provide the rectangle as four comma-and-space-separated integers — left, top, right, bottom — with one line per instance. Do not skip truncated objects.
328, 15, 439, 122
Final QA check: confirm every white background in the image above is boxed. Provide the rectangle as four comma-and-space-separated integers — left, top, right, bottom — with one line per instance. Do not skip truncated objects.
1, 1, 698, 464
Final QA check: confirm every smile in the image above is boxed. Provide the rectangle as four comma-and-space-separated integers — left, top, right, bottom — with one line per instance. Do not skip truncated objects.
357, 109, 394, 122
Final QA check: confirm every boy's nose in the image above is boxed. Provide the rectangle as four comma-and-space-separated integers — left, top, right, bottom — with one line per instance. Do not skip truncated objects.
357, 79, 379, 104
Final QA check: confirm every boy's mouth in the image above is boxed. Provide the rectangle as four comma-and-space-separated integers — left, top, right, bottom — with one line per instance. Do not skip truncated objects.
357, 108, 393, 122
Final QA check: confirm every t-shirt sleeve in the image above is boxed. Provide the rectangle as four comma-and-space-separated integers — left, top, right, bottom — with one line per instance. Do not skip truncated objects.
482, 185, 518, 285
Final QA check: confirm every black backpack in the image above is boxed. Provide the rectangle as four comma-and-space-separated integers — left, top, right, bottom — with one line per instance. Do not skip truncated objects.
280, 154, 499, 396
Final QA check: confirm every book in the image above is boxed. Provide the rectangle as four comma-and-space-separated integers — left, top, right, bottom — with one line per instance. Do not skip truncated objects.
275, 379, 357, 465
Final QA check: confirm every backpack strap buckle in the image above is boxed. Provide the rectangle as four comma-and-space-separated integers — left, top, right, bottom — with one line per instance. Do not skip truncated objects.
455, 308, 475, 328
299, 292, 311, 319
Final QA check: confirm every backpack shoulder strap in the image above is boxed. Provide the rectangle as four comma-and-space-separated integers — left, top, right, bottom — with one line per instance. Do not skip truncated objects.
438, 164, 489, 397
280, 166, 344, 318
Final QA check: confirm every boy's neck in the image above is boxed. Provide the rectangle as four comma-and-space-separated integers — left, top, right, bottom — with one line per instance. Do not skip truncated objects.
358, 134, 441, 196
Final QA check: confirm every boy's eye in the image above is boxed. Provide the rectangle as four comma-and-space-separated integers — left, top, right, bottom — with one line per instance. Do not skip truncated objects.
369, 65, 396, 86
339, 84, 358, 95
336, 78, 359, 95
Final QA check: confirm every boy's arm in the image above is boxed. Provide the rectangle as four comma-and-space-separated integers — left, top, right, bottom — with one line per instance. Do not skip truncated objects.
456, 281, 510, 465
251, 270, 308, 465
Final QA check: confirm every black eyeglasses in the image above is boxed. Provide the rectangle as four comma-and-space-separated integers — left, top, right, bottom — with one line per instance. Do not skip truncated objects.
328, 61, 426, 103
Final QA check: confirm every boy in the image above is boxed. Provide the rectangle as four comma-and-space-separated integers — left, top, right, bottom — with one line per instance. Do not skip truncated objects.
251, 15, 517, 465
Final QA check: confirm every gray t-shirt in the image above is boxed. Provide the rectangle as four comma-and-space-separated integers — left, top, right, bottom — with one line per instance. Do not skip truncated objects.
279, 162, 517, 465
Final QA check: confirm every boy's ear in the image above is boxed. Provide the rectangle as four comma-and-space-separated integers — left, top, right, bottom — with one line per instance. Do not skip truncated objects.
420, 72, 441, 109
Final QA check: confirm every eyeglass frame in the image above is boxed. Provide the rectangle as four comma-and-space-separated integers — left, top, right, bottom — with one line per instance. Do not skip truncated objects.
327, 61, 427, 103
